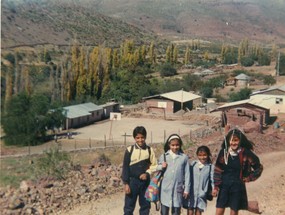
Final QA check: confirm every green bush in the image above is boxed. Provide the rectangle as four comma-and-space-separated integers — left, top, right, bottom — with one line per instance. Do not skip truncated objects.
34, 147, 72, 180
159, 63, 177, 77
240, 56, 254, 67
263, 75, 276, 86
258, 53, 271, 66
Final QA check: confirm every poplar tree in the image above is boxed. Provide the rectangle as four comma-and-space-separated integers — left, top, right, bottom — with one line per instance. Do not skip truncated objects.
102, 48, 112, 96
24, 67, 32, 96
184, 46, 190, 65
76, 47, 87, 99
70, 43, 80, 100
148, 41, 156, 64
4, 65, 13, 111
271, 44, 277, 61
112, 48, 119, 68
173, 45, 178, 64
166, 45, 172, 63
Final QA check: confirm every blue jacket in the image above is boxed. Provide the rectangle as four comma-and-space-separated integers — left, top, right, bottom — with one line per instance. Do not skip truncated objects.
157, 151, 190, 207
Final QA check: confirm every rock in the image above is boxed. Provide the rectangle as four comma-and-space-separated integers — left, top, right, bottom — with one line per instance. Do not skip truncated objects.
20, 180, 30, 193
8, 197, 25, 210
109, 176, 121, 187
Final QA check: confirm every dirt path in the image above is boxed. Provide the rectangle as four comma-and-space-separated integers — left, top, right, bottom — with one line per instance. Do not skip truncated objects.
61, 151, 285, 215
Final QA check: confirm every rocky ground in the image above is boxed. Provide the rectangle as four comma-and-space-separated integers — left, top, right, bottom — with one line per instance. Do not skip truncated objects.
1, 113, 285, 215
60, 150, 285, 215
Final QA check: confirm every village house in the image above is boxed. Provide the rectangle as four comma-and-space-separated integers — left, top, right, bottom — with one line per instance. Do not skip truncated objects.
142, 89, 202, 114
63, 102, 119, 129
226, 73, 252, 87
249, 85, 285, 115
210, 100, 270, 133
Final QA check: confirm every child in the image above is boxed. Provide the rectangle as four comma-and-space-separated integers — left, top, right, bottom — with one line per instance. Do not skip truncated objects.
186, 146, 214, 215
213, 128, 263, 215
121, 126, 157, 215
157, 134, 190, 215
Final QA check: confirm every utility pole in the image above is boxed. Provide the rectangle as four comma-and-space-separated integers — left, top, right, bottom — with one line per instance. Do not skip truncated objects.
181, 88, 184, 110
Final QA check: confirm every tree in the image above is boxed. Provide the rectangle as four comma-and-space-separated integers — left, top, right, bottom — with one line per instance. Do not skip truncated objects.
200, 86, 213, 98
240, 56, 254, 67
276, 53, 285, 76
1, 93, 64, 146
184, 46, 190, 64
182, 74, 202, 92
258, 52, 271, 66
263, 75, 276, 86
159, 63, 177, 77
229, 88, 252, 102
148, 41, 156, 64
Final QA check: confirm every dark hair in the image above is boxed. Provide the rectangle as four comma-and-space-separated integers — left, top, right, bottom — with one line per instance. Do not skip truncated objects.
196, 145, 212, 163
164, 134, 184, 153
133, 126, 147, 138
222, 128, 254, 150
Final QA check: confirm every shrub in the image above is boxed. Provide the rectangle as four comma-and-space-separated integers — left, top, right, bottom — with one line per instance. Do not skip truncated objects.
240, 56, 254, 67
263, 75, 276, 86
34, 147, 72, 180
159, 63, 177, 77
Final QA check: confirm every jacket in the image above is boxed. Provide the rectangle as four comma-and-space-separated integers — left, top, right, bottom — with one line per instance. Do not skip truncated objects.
157, 151, 190, 208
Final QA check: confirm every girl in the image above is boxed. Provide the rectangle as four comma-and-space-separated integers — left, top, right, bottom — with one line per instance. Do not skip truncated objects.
186, 146, 214, 215
157, 134, 190, 215
213, 128, 263, 215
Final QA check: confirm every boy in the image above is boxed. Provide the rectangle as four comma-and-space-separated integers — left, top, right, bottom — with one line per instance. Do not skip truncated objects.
122, 126, 157, 215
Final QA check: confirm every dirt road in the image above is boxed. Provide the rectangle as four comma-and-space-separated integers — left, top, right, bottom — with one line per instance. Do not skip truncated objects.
61, 151, 285, 215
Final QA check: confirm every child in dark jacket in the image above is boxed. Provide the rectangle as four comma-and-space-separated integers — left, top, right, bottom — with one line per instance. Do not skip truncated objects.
213, 128, 263, 215
121, 126, 157, 215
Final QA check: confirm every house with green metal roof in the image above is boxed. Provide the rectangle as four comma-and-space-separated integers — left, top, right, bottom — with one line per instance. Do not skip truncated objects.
63, 102, 103, 129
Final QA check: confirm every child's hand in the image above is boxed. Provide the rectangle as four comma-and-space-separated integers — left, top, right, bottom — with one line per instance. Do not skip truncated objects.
183, 192, 189, 199
125, 184, 131, 194
162, 162, 167, 169
212, 189, 218, 197
139, 173, 148, 180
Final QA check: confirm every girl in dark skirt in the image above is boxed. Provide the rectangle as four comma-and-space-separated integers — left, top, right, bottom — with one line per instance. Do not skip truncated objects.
212, 128, 263, 215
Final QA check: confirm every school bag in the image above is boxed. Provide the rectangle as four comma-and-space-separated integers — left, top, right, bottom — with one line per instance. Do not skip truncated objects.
144, 153, 166, 211
206, 164, 213, 201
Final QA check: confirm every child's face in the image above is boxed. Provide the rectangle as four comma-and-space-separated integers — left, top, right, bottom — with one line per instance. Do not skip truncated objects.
134, 133, 146, 147
230, 135, 240, 151
169, 139, 180, 154
197, 151, 208, 164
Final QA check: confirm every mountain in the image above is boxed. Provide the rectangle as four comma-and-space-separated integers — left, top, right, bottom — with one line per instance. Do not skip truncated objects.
1, 0, 157, 48
1, 0, 285, 49
91, 0, 285, 45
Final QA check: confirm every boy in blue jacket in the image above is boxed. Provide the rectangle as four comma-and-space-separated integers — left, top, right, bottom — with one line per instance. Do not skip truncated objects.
122, 126, 157, 215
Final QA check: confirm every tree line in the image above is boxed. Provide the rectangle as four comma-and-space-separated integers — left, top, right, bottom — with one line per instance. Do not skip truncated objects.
1, 39, 284, 146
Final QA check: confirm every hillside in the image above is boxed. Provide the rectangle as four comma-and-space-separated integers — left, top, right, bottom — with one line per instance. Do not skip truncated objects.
1, 0, 157, 48
1, 0, 285, 49
91, 0, 285, 46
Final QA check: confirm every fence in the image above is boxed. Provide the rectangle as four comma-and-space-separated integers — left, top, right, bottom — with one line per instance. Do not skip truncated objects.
0, 126, 222, 159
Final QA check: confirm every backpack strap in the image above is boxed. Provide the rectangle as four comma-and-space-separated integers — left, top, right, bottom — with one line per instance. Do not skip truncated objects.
208, 164, 212, 182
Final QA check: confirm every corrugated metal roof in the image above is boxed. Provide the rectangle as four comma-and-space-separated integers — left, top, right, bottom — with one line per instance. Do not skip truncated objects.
251, 84, 285, 95
63, 102, 102, 119
213, 99, 269, 111
160, 90, 201, 102
235, 73, 251, 80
